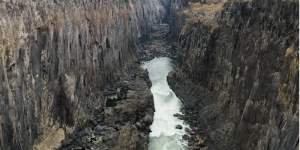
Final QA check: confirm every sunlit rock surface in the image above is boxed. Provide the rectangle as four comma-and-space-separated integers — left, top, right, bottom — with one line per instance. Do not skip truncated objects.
0, 0, 166, 149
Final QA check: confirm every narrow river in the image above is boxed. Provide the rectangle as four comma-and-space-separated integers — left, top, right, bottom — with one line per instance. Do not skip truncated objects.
142, 57, 189, 150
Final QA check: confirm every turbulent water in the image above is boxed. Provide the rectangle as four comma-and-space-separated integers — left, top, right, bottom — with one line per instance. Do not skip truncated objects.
142, 57, 189, 150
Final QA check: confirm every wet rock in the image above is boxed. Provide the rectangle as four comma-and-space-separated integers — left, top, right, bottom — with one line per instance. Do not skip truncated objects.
173, 113, 185, 120
182, 134, 190, 141
142, 114, 153, 126
176, 125, 183, 130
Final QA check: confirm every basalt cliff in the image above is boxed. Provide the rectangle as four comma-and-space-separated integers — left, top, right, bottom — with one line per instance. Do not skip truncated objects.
0, 0, 298, 150
0, 0, 167, 149
168, 0, 299, 150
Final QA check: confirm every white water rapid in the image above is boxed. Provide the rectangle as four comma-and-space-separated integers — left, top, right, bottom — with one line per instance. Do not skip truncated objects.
142, 57, 189, 150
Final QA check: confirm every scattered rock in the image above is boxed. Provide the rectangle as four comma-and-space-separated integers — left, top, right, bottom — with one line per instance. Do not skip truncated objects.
182, 134, 190, 141
94, 125, 105, 133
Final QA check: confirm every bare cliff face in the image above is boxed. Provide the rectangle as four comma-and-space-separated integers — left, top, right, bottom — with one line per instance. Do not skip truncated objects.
0, 0, 166, 149
168, 0, 298, 149
0, 0, 298, 149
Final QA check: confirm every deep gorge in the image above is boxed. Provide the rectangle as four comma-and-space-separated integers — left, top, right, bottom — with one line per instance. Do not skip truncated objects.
0, 0, 298, 150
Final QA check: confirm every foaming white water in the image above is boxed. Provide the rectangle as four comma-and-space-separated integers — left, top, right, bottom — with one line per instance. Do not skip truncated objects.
142, 57, 189, 150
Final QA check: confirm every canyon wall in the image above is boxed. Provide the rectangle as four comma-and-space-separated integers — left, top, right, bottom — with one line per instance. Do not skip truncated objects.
169, 0, 299, 149
0, 0, 166, 149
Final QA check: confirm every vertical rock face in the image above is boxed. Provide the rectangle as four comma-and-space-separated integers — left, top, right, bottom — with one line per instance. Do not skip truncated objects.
169, 0, 298, 149
0, 0, 166, 149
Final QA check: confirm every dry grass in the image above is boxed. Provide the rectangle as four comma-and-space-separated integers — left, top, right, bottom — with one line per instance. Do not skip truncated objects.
33, 128, 65, 150
183, 2, 225, 30
190, 2, 224, 13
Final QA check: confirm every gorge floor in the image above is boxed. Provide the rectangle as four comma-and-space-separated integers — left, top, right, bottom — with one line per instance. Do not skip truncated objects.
58, 23, 193, 150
